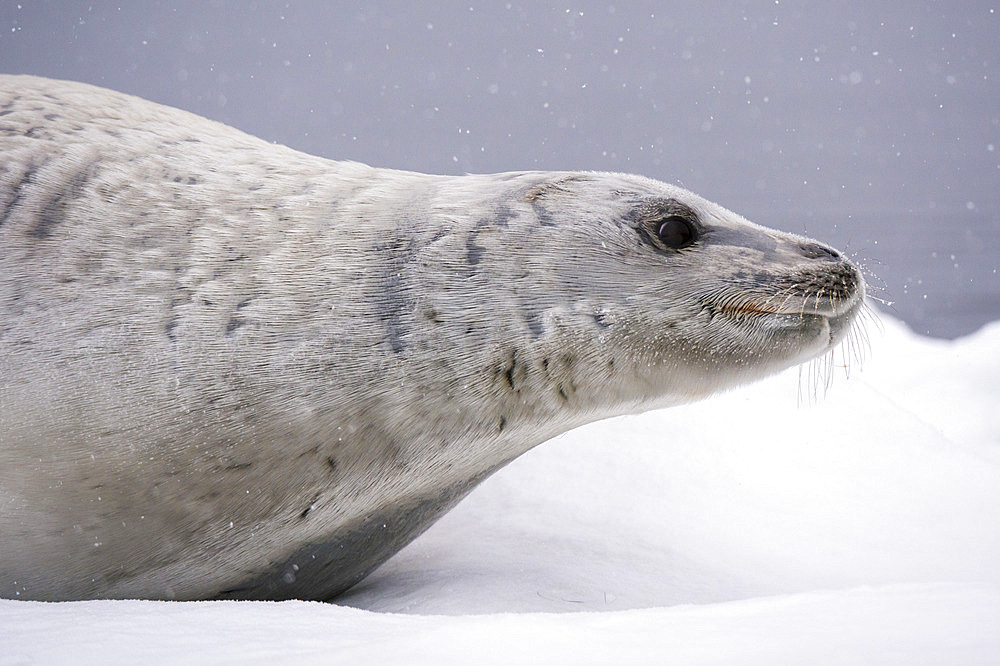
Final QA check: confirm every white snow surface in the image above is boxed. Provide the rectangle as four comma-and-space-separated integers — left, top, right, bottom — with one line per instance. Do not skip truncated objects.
3, 315, 999, 664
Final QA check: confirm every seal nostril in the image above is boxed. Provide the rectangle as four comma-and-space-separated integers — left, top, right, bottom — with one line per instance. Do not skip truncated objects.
799, 242, 840, 261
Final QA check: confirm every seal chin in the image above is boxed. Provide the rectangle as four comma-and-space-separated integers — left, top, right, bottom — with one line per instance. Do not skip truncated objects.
813, 277, 867, 349
824, 299, 863, 347
782, 301, 864, 359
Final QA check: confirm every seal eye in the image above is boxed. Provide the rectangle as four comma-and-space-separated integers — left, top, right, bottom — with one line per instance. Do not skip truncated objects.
657, 216, 696, 249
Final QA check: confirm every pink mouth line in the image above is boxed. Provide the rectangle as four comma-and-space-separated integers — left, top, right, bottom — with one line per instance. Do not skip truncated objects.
716, 301, 781, 317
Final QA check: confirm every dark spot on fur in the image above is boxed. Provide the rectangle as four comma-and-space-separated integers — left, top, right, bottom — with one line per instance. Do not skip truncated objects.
43, 113, 60, 121
225, 462, 253, 471
385, 312, 407, 353
31, 164, 93, 239
466, 214, 502, 270
102, 129, 121, 138
520, 178, 570, 228
186, 177, 199, 185
225, 298, 252, 335
326, 457, 338, 471
421, 306, 442, 323
375, 234, 417, 354
493, 203, 516, 227
501, 351, 519, 391
0, 110, 12, 117
299, 500, 319, 519
466, 234, 485, 266
183, 137, 202, 143
591, 312, 611, 329
165, 314, 179, 342
498, 415, 507, 433
525, 311, 544, 337
529, 198, 556, 227
1, 163, 36, 228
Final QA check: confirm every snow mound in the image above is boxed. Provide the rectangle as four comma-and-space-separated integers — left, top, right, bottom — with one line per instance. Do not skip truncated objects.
3, 315, 999, 663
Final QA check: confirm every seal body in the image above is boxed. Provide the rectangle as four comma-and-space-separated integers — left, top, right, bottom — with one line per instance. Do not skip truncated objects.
0, 75, 865, 601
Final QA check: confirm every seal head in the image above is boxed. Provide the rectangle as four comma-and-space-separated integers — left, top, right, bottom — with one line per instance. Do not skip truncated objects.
496, 173, 863, 416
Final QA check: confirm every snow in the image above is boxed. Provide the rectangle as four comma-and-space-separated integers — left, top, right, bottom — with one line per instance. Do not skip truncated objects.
3, 314, 999, 664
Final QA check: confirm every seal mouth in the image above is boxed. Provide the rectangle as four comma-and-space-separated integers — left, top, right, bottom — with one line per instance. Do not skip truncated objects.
709, 284, 865, 348
711, 280, 865, 322
715, 300, 782, 317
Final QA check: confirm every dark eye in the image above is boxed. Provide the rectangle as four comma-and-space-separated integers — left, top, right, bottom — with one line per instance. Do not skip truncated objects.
657, 216, 696, 249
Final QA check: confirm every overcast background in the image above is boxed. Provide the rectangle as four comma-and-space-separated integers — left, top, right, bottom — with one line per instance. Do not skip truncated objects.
1, 1, 997, 338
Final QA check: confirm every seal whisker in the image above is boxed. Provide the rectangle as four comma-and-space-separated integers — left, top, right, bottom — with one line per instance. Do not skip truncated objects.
774, 288, 801, 316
